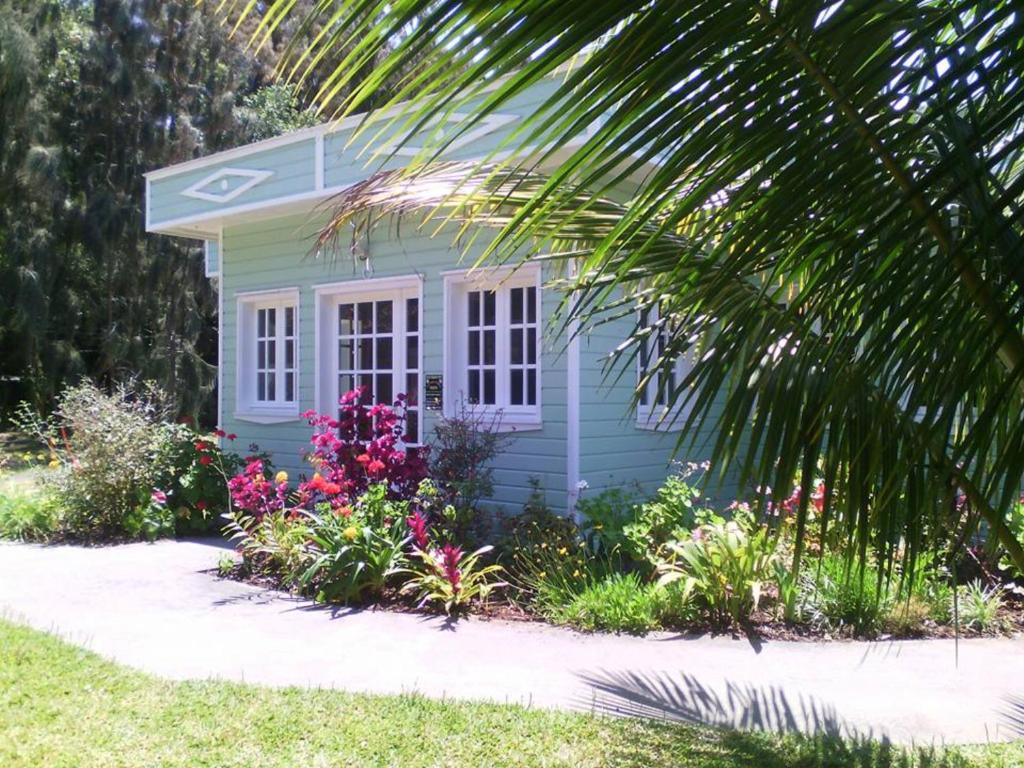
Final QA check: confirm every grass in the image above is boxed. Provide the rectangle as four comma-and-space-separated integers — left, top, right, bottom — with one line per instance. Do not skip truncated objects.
0, 620, 1020, 767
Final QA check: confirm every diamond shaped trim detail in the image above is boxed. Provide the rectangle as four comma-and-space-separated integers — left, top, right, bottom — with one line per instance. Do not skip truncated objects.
180, 168, 275, 204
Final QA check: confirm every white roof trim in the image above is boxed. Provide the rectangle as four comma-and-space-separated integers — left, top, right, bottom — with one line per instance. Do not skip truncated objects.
182, 168, 275, 203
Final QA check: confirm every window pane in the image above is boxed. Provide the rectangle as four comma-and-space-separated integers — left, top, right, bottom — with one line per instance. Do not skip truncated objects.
339, 303, 354, 335
285, 339, 294, 368
468, 370, 480, 403
405, 373, 419, 405
358, 372, 373, 397
257, 373, 266, 401
468, 291, 480, 326
406, 298, 419, 332
257, 340, 266, 369
267, 307, 276, 336
339, 373, 354, 396
527, 369, 537, 405
358, 338, 373, 369
510, 369, 523, 405
285, 306, 294, 336
510, 328, 523, 365
527, 328, 537, 364
339, 340, 354, 370
357, 302, 373, 334
285, 372, 295, 402
510, 287, 523, 324
377, 300, 393, 333
258, 309, 266, 337
483, 369, 496, 404
267, 339, 276, 367
483, 291, 496, 325
406, 335, 418, 370
267, 374, 276, 401
376, 373, 393, 405
405, 410, 419, 444
483, 330, 496, 365
376, 337, 393, 368
527, 287, 537, 323
468, 330, 480, 365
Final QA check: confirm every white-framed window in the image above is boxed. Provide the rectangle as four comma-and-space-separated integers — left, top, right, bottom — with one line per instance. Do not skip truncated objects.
636, 304, 693, 431
444, 265, 542, 430
236, 288, 300, 423
314, 275, 423, 444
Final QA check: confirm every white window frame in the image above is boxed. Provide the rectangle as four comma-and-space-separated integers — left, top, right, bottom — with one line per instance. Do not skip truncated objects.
313, 274, 424, 443
443, 264, 543, 431
235, 287, 300, 424
636, 303, 694, 432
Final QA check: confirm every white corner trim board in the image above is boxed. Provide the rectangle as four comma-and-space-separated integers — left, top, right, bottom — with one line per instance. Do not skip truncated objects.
182, 168, 275, 204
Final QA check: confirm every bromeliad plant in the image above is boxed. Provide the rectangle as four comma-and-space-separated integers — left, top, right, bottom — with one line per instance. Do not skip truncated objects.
403, 543, 507, 615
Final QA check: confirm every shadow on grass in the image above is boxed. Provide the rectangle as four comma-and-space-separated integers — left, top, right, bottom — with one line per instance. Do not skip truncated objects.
579, 669, 983, 768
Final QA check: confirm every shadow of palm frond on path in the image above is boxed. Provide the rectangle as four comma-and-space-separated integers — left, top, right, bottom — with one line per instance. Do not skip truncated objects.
1000, 694, 1024, 738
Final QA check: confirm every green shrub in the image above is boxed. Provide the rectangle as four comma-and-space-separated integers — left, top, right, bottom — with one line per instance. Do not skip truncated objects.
225, 508, 314, 586
0, 489, 59, 541
798, 553, 892, 635
623, 469, 709, 566
956, 579, 1004, 632
402, 544, 506, 615
657, 508, 779, 626
576, 487, 636, 558
556, 572, 665, 634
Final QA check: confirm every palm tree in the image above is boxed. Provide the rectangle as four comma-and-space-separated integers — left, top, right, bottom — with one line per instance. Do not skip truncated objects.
227, 1, 1024, 574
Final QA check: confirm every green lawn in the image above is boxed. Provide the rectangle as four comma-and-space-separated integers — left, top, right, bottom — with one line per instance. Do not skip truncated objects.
0, 619, 1019, 768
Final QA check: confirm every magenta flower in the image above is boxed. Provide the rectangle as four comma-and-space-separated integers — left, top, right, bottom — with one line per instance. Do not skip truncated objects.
406, 511, 430, 550
440, 544, 463, 592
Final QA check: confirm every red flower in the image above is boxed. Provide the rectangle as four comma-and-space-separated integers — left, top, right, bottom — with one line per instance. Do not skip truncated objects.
334, 505, 353, 518
194, 441, 208, 452
226, 433, 237, 441
440, 544, 462, 592
367, 459, 386, 476
196, 500, 208, 511
356, 453, 371, 465
198, 455, 213, 466
323, 482, 342, 496
213, 429, 226, 438
406, 511, 430, 550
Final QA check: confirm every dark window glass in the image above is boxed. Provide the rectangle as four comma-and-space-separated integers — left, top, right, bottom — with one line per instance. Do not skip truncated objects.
376, 337, 393, 368
468, 330, 480, 365
406, 335, 418, 370
468, 291, 480, 326
406, 373, 419, 405
357, 302, 373, 334
285, 339, 294, 368
468, 370, 480, 403
257, 374, 266, 401
267, 307, 276, 336
527, 369, 537, 405
405, 410, 419, 444
358, 338, 373, 369
483, 369, 496, 404
510, 328, 523, 365
267, 340, 276, 367
257, 341, 266, 369
527, 328, 537, 364
339, 303, 354, 335
339, 373, 354, 397
483, 330, 496, 365
285, 306, 294, 336
339, 340, 354, 370
285, 372, 295, 402
358, 372, 373, 398
527, 287, 537, 323
376, 373, 393, 405
267, 375, 276, 401
510, 369, 523, 405
257, 308, 266, 337
406, 298, 419, 333
483, 291, 496, 325
510, 287, 523, 324
377, 300, 393, 333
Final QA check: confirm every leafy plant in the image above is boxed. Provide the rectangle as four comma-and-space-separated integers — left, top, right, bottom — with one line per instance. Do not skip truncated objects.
402, 544, 506, 615
225, 508, 314, 586
300, 484, 410, 603
797, 554, 892, 636
576, 488, 636, 559
623, 469, 709, 566
657, 509, 778, 626
0, 488, 59, 541
557, 572, 665, 634
956, 580, 1004, 633
430, 404, 511, 524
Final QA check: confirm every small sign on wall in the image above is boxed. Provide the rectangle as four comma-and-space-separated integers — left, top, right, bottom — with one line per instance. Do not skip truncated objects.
425, 375, 443, 411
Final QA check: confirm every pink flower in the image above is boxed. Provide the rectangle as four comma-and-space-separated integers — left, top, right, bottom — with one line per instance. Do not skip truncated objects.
439, 544, 462, 592
406, 511, 430, 550
151, 489, 167, 506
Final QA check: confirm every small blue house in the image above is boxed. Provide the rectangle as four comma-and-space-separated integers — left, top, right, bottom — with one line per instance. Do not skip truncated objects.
146, 77, 715, 515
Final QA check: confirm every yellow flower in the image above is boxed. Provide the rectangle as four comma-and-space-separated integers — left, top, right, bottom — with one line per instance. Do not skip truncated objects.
538, 571, 547, 579
343, 526, 359, 542
274, 470, 289, 485
540, 542, 548, 549
557, 547, 568, 556
35, 452, 46, 461
573, 569, 581, 578
47, 459, 60, 470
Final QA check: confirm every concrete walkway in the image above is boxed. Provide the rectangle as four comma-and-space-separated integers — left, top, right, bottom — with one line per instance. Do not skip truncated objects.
0, 539, 1021, 746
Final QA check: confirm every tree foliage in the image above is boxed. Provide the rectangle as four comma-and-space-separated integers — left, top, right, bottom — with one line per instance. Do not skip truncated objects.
226, 0, 1024, 573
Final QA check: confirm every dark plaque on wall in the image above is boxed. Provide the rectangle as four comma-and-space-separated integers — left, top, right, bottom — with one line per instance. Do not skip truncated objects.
425, 374, 443, 410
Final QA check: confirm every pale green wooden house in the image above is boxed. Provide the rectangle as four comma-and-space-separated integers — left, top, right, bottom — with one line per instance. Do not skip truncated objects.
146, 78, 716, 515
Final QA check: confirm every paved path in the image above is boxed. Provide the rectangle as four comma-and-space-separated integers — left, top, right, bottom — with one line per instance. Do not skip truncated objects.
0, 539, 1022, 745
